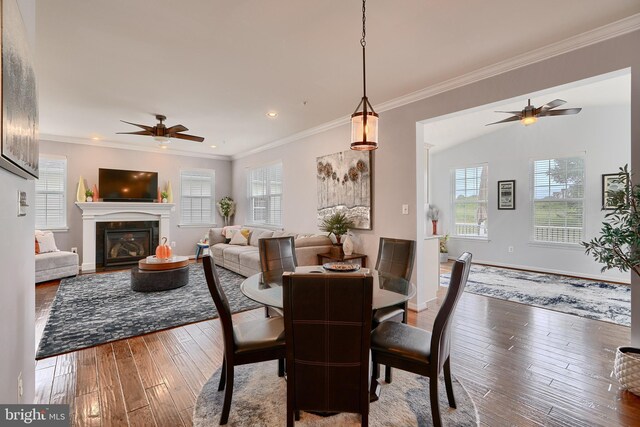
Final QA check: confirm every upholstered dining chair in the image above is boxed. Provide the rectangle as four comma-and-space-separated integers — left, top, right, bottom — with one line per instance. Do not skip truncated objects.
372, 237, 416, 382
202, 255, 286, 425
259, 236, 298, 317
283, 272, 373, 426
369, 252, 472, 427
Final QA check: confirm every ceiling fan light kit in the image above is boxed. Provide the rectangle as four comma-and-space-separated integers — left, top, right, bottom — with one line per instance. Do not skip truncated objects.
487, 98, 582, 126
350, 0, 378, 151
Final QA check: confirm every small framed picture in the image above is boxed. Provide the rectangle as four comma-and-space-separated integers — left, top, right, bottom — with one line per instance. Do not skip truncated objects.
497, 180, 515, 210
602, 173, 628, 210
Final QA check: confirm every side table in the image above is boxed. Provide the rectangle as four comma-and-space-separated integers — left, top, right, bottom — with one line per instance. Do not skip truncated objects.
195, 242, 210, 261
317, 252, 367, 268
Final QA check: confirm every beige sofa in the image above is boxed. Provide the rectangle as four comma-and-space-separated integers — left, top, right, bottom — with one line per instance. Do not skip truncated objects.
208, 226, 333, 277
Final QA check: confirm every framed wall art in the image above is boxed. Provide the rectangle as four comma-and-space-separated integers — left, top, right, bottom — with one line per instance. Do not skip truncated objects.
316, 150, 372, 230
497, 180, 515, 210
602, 173, 628, 210
0, 0, 39, 179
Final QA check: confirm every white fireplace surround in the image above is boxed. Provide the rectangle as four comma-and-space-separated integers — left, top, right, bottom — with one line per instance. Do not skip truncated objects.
76, 202, 174, 272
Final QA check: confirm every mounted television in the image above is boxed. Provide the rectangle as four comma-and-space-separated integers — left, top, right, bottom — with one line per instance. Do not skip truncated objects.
99, 168, 158, 202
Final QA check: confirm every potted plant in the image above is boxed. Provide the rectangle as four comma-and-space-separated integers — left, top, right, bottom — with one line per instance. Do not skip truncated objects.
160, 191, 169, 203
217, 196, 236, 226
85, 189, 94, 202
582, 165, 640, 396
439, 234, 449, 263
320, 212, 355, 257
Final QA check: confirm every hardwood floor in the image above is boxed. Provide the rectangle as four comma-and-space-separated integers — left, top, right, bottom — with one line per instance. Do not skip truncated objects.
34, 264, 640, 426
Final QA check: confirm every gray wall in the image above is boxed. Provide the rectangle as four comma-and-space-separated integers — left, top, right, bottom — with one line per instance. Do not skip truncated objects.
39, 140, 232, 261
430, 104, 630, 282
232, 30, 640, 345
0, 0, 36, 404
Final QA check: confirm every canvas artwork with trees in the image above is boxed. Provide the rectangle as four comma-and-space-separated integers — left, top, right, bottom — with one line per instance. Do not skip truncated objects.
316, 150, 371, 229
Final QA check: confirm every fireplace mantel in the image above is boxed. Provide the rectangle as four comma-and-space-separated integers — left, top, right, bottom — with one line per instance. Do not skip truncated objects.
76, 202, 174, 272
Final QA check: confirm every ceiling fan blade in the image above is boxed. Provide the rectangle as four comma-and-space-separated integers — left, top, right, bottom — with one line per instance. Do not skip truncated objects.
494, 110, 523, 116
539, 99, 566, 111
486, 116, 521, 126
120, 120, 155, 132
538, 108, 582, 117
172, 133, 205, 143
166, 124, 188, 134
116, 130, 154, 136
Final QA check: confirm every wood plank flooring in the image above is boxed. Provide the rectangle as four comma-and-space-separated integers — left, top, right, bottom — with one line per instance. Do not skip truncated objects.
34, 264, 640, 426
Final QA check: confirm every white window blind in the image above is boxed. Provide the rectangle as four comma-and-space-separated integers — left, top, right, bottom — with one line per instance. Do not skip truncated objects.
532, 157, 584, 244
247, 163, 282, 227
35, 156, 67, 229
452, 164, 488, 237
180, 170, 215, 226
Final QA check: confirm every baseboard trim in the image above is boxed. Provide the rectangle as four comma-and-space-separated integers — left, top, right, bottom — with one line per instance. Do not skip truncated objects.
408, 298, 436, 312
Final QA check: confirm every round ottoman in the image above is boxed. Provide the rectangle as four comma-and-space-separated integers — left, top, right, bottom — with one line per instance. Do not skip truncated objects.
131, 265, 189, 292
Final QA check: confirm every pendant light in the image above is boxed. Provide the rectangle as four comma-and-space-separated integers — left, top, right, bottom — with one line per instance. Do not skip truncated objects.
350, 0, 378, 151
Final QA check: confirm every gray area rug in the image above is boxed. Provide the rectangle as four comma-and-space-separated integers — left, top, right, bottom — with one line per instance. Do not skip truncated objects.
37, 264, 260, 359
441, 265, 631, 326
193, 361, 479, 426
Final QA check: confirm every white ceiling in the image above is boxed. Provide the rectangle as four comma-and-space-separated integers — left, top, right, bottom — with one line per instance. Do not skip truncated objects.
423, 71, 632, 151
36, 1, 640, 158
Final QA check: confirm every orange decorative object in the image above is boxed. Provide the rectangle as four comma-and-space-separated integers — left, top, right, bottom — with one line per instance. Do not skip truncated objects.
93, 184, 99, 201
155, 237, 172, 259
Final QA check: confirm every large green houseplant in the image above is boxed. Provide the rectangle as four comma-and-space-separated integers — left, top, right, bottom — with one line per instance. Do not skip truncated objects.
320, 212, 354, 244
582, 164, 640, 396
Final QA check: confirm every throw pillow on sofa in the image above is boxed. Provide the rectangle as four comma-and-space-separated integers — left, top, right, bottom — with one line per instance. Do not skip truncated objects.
35, 231, 59, 253
229, 229, 251, 246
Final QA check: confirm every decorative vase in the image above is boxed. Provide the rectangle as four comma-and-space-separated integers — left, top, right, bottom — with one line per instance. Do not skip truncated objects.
166, 181, 173, 203
162, 198, 168, 203
432, 220, 438, 235
76, 176, 86, 203
330, 244, 344, 258
86, 196, 93, 202
93, 184, 99, 201
343, 234, 354, 256
440, 252, 449, 263
614, 346, 640, 396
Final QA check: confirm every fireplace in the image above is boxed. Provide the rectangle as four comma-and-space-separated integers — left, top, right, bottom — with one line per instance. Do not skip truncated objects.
96, 221, 159, 268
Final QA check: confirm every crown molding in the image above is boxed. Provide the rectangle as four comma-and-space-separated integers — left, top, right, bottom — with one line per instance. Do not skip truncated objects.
40, 134, 232, 161
232, 13, 640, 161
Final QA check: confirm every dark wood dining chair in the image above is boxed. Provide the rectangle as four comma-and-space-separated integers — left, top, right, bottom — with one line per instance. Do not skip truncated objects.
202, 255, 286, 425
283, 272, 373, 426
369, 252, 472, 427
259, 236, 298, 317
372, 237, 416, 382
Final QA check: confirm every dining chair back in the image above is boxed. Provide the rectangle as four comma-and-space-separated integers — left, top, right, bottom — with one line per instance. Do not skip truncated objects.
369, 252, 472, 427
283, 272, 373, 426
203, 255, 286, 425
375, 237, 416, 281
259, 236, 298, 317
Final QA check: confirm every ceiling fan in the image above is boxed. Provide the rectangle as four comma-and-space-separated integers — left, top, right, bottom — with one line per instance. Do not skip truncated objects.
486, 99, 582, 126
117, 114, 205, 143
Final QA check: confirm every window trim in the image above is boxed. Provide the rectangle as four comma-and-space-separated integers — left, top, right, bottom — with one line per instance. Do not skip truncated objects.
35, 154, 68, 230
450, 163, 489, 239
178, 168, 216, 227
529, 155, 586, 247
246, 161, 283, 227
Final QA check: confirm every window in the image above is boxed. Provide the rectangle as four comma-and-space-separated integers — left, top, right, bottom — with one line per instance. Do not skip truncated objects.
452, 164, 488, 237
532, 157, 584, 244
180, 170, 215, 226
247, 163, 282, 227
35, 155, 67, 229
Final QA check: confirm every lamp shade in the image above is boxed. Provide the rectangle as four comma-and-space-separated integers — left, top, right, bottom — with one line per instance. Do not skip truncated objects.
350, 111, 378, 151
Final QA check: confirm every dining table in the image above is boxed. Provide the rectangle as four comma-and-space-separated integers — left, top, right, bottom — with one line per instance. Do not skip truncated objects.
240, 265, 416, 310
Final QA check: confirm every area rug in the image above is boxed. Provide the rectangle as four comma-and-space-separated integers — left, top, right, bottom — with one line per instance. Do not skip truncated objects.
441, 265, 631, 326
193, 361, 479, 426
36, 264, 260, 359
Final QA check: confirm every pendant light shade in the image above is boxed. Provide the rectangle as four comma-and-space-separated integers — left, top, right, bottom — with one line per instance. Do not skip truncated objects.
350, 111, 378, 150
350, 0, 378, 151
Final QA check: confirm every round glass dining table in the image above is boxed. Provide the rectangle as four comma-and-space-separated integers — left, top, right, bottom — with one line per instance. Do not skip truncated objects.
240, 265, 416, 309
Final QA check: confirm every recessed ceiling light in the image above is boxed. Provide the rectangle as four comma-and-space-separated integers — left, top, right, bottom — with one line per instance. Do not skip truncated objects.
160, 145, 168, 149
266, 111, 278, 118
210, 145, 217, 149
91, 137, 100, 141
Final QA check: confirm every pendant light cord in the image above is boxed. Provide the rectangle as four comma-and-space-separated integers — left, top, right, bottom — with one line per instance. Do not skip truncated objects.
361, 0, 368, 104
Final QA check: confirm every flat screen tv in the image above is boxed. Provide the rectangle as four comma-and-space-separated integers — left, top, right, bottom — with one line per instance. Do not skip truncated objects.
99, 168, 158, 202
